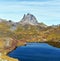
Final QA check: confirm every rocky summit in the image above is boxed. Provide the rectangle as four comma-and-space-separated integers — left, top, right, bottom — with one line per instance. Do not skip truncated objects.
20, 13, 38, 25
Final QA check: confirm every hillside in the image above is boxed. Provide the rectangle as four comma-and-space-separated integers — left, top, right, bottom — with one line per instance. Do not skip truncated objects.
0, 14, 60, 43
0, 14, 60, 60
0, 14, 47, 42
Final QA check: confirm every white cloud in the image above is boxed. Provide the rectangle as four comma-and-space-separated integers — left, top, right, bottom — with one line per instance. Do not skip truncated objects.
0, 0, 60, 25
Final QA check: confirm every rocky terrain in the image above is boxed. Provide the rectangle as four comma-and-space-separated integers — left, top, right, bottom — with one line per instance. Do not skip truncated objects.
0, 13, 60, 61
20, 13, 38, 25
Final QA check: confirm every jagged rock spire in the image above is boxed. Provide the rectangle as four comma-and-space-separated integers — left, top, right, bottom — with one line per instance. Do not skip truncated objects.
20, 13, 38, 25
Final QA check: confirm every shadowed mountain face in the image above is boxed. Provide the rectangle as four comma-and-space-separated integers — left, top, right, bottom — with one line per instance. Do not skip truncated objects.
20, 13, 38, 25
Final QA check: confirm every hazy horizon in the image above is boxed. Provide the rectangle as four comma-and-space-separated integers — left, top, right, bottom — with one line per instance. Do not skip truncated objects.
0, 0, 60, 25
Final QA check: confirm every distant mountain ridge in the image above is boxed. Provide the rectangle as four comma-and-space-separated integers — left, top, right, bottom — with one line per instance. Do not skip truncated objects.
0, 13, 60, 28
0, 13, 60, 31
0, 13, 47, 27
20, 13, 38, 25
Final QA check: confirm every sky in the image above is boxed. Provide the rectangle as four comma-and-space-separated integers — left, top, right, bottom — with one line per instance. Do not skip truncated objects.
0, 0, 60, 25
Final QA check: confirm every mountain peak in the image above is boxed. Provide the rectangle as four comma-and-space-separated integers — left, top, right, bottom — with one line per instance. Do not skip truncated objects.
20, 13, 38, 25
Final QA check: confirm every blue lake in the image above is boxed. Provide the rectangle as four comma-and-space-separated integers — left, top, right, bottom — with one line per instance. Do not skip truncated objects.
9, 43, 60, 61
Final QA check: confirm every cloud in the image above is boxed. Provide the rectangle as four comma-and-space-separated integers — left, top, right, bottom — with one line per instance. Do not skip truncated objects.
0, 0, 60, 25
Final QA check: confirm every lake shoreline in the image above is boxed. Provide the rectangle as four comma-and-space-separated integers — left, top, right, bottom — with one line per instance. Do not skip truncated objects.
8, 42, 60, 61
7, 41, 60, 61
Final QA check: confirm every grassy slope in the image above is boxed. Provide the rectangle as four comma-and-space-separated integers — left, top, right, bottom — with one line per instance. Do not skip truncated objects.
0, 20, 60, 60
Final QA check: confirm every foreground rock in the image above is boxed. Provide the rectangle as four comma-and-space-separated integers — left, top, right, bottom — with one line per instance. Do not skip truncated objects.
0, 37, 27, 61
0, 53, 18, 61
0, 37, 19, 61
